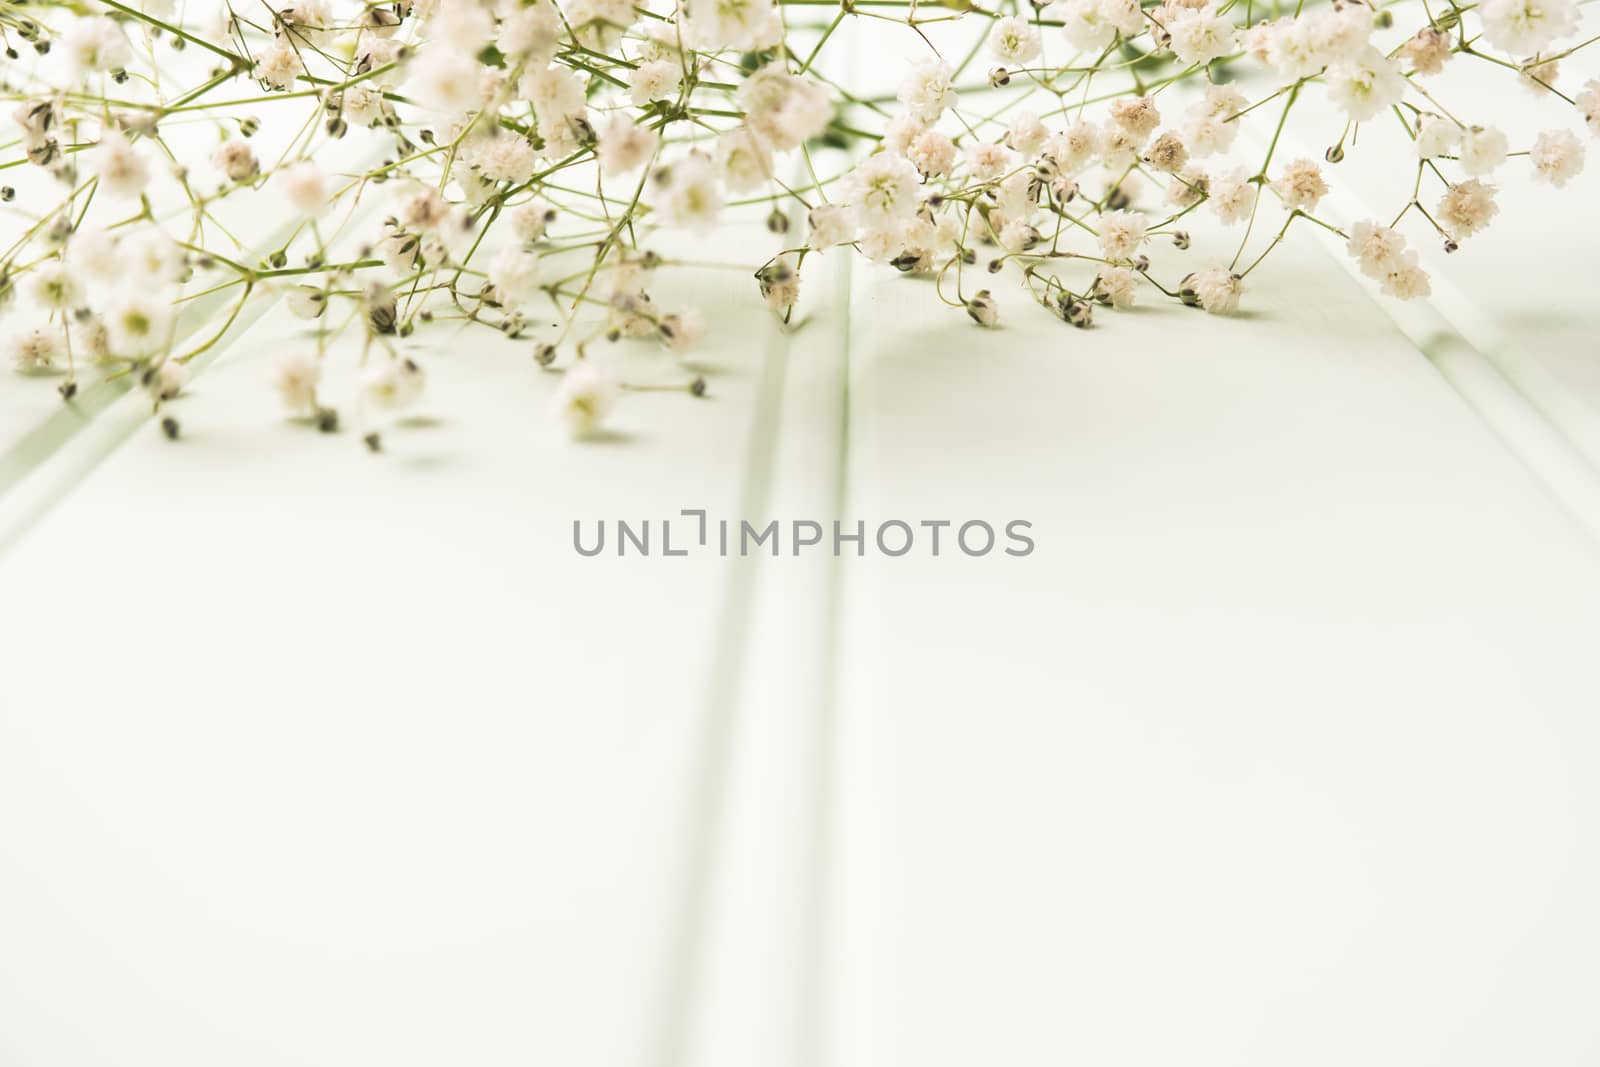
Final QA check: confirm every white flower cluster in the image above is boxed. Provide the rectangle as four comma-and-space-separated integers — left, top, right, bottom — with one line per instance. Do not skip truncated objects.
0, 0, 1594, 441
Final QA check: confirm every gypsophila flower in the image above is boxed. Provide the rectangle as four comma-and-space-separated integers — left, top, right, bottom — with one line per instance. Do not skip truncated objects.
62, 16, 131, 77
1578, 80, 1600, 137
1327, 47, 1406, 122
9, 323, 66, 374
1272, 158, 1327, 211
630, 59, 683, 106
1378, 251, 1432, 299
1167, 6, 1238, 67
808, 204, 855, 248
1530, 128, 1585, 186
488, 247, 544, 305
1416, 117, 1461, 160
1209, 169, 1257, 224
1059, 0, 1143, 50
1401, 28, 1453, 75
1097, 209, 1148, 261
1478, 0, 1578, 57
1347, 220, 1408, 277
899, 60, 958, 123
1092, 266, 1138, 309
989, 17, 1042, 64
1184, 84, 1246, 157
1437, 179, 1499, 238
1186, 266, 1243, 313
106, 293, 174, 358
552, 362, 620, 437
272, 352, 322, 414
213, 140, 260, 183
254, 42, 305, 91
656, 152, 723, 227
363, 358, 426, 412
598, 116, 659, 176
1459, 126, 1510, 175
95, 130, 151, 198
280, 161, 329, 218
908, 130, 958, 178
29, 263, 82, 311
848, 152, 922, 227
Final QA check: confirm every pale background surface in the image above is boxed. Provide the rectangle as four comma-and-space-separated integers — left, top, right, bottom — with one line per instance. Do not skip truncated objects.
3, 40, 1600, 1067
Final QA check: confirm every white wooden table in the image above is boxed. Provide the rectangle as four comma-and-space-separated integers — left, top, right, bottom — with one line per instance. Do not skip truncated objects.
4, 49, 1600, 1067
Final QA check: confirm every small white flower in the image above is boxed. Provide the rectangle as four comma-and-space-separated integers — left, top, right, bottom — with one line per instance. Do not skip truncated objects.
656, 151, 723, 227
95, 129, 150, 198
1058, 0, 1142, 50
808, 203, 855, 248
411, 52, 483, 116
988, 16, 1042, 65
630, 59, 683, 106
1093, 266, 1138, 309
280, 161, 328, 218
475, 135, 539, 183
1042, 120, 1100, 173
429, 3, 494, 50
272, 351, 322, 413
1459, 126, 1509, 175
551, 362, 620, 437
512, 201, 556, 243
1271, 158, 1327, 212
898, 60, 957, 123
1415, 117, 1461, 160
659, 308, 707, 352
29, 262, 82, 311
362, 358, 426, 412
1346, 220, 1407, 278
1187, 265, 1243, 313
1167, 6, 1238, 67
967, 142, 1015, 182
1326, 47, 1405, 122
500, 2, 562, 62
1530, 128, 1584, 186
254, 42, 304, 91
597, 115, 659, 176
396, 184, 451, 233
487, 247, 544, 305
684, 0, 780, 52
1007, 111, 1051, 157
212, 140, 260, 183
9, 322, 65, 374
1110, 97, 1162, 138
1182, 83, 1246, 158
1378, 250, 1431, 299
149, 358, 185, 401
62, 16, 132, 77
1478, 0, 1578, 57
716, 128, 773, 192
1208, 168, 1257, 224
68, 228, 121, 281
1401, 27, 1453, 75
847, 152, 922, 227
908, 129, 957, 177
736, 67, 832, 152
1437, 179, 1499, 238
1097, 209, 1147, 260
107, 291, 174, 357
1578, 79, 1600, 137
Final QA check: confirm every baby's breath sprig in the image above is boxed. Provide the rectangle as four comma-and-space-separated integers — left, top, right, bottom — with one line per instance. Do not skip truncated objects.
0, 0, 1596, 439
